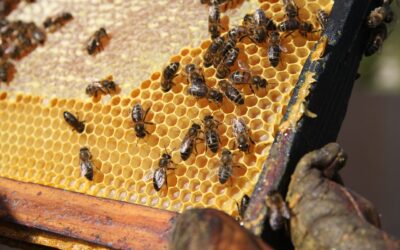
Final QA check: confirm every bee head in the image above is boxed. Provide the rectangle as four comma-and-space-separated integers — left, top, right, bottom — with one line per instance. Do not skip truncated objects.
221, 148, 231, 156
185, 64, 196, 74
79, 147, 91, 160
162, 153, 171, 160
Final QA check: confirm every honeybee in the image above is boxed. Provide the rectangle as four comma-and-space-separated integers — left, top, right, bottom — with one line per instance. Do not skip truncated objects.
216, 47, 239, 79
242, 13, 254, 27
87, 27, 108, 55
232, 118, 254, 152
208, 0, 222, 39
278, 18, 299, 32
268, 31, 281, 67
203, 36, 224, 68
367, 4, 394, 28
85, 75, 117, 97
203, 115, 221, 153
161, 62, 180, 92
3, 43, 21, 59
153, 149, 176, 191
186, 64, 209, 98
207, 87, 224, 104
16, 31, 32, 48
230, 60, 267, 93
283, 0, 298, 19
228, 26, 249, 42
213, 38, 236, 68
218, 80, 244, 105
63, 111, 85, 133
180, 123, 203, 161
236, 194, 250, 221
251, 9, 269, 43
79, 147, 94, 180
317, 9, 329, 30
0, 60, 14, 83
279, 0, 300, 33
365, 23, 387, 57
266, 190, 291, 231
131, 103, 153, 138
298, 21, 314, 38
43, 12, 73, 32
28, 23, 46, 45
218, 148, 237, 184
224, 47, 239, 67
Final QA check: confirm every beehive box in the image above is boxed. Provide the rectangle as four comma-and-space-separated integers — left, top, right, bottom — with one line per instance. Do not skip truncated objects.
0, 0, 375, 248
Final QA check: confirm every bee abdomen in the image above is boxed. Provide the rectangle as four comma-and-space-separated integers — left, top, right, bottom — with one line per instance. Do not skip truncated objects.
180, 142, 193, 161
80, 162, 93, 181
206, 130, 220, 153
180, 149, 192, 161
226, 86, 244, 105
153, 168, 166, 191
131, 104, 143, 122
268, 46, 280, 67
218, 166, 232, 184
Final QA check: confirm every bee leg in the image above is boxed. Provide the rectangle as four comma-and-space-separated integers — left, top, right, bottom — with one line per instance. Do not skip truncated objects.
249, 135, 256, 145
283, 30, 295, 38
144, 128, 151, 135
238, 34, 249, 42
236, 201, 241, 214
249, 83, 255, 94
232, 140, 237, 149
247, 36, 258, 44
143, 107, 154, 125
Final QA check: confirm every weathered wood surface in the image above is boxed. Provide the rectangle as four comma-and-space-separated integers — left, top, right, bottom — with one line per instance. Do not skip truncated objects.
0, 177, 177, 249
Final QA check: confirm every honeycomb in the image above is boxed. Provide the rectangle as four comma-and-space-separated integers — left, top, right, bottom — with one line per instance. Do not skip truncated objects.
2, 0, 259, 98
0, 0, 333, 220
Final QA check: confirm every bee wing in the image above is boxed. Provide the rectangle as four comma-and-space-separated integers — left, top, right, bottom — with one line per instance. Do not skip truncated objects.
153, 168, 166, 190
237, 59, 250, 71
180, 136, 192, 153
80, 161, 92, 177
279, 44, 288, 53
233, 118, 247, 134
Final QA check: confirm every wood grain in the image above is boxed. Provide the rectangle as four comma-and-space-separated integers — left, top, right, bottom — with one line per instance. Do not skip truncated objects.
0, 177, 177, 249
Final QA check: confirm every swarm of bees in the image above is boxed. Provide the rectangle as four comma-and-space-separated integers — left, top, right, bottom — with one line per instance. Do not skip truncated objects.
56, 1, 336, 201
0, 6, 77, 83
48, 0, 393, 223
0, 19, 46, 82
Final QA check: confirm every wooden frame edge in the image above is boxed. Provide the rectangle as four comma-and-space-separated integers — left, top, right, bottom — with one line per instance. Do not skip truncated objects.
0, 177, 177, 249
